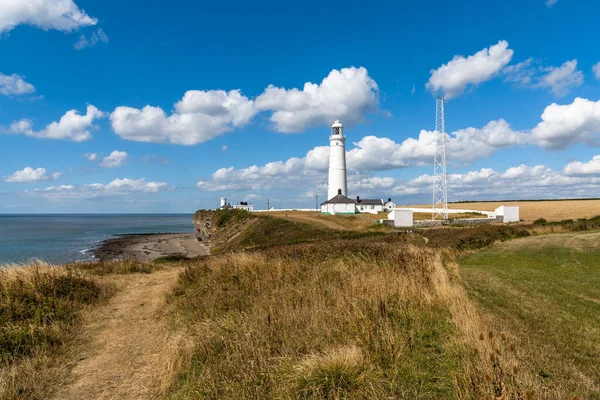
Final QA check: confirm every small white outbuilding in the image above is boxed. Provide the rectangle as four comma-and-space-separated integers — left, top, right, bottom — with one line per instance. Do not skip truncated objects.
495, 206, 520, 223
388, 209, 414, 227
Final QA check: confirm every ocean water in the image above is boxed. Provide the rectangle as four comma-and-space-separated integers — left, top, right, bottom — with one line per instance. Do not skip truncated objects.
0, 214, 195, 265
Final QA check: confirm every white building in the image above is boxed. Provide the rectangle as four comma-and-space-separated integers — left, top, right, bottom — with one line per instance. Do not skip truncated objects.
233, 202, 254, 212
321, 190, 357, 215
495, 206, 519, 222
355, 196, 384, 214
388, 209, 414, 227
328, 120, 348, 201
383, 198, 396, 212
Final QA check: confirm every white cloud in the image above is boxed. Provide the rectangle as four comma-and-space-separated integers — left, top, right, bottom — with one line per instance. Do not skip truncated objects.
530, 98, 600, 149
426, 40, 514, 99
110, 90, 256, 145
83, 152, 98, 161
100, 150, 128, 168
0, 73, 35, 96
347, 119, 523, 170
221, 145, 228, 152
73, 28, 108, 50
5, 105, 105, 142
411, 85, 416, 95
395, 157, 600, 200
592, 62, 600, 80
504, 59, 584, 97
348, 176, 395, 191
564, 155, 600, 176
197, 145, 329, 192
503, 58, 537, 86
5, 167, 61, 183
255, 67, 380, 133
26, 178, 168, 200
545, 0, 558, 7
535, 60, 583, 96
0, 0, 97, 34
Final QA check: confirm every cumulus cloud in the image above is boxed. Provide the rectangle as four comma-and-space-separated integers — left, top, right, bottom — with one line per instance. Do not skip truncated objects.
255, 67, 380, 133
0, 73, 36, 96
5, 167, 61, 183
530, 98, 600, 149
593, 62, 600, 80
394, 157, 600, 200
426, 40, 514, 99
83, 152, 98, 161
73, 28, 108, 50
5, 105, 105, 142
197, 146, 329, 192
100, 150, 128, 168
26, 178, 168, 200
110, 90, 256, 145
347, 119, 524, 170
0, 0, 97, 34
564, 155, 600, 176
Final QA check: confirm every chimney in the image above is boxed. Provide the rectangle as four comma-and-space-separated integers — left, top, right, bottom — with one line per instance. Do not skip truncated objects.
338, 189, 342, 195
388, 198, 392, 203
356, 196, 361, 203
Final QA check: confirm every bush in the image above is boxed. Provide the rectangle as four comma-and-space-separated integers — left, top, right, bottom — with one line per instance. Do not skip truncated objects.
533, 218, 548, 225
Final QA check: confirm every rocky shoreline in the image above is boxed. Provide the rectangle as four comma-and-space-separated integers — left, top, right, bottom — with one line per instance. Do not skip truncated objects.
93, 232, 208, 262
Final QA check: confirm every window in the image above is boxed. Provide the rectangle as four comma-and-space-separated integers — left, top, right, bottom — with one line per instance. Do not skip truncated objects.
332, 127, 341, 135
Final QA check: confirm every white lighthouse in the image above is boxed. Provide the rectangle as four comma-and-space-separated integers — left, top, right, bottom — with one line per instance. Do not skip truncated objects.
328, 120, 348, 200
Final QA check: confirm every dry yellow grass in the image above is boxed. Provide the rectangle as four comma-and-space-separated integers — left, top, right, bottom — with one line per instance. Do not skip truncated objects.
414, 199, 600, 222
267, 211, 382, 230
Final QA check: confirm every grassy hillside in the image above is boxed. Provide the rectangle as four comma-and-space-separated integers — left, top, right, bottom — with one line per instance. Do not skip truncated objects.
459, 231, 600, 398
4, 210, 600, 399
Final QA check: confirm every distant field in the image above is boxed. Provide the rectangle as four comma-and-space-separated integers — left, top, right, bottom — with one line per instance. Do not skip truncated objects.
268, 210, 487, 230
459, 231, 600, 397
411, 199, 600, 222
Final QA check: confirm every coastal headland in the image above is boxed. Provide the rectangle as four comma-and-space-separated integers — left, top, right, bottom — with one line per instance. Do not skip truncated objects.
2, 209, 600, 399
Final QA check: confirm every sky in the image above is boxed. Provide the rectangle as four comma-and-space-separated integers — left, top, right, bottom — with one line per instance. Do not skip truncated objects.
1, 0, 600, 213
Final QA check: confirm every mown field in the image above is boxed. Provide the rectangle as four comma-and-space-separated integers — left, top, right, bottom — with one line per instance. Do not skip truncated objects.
2, 210, 600, 399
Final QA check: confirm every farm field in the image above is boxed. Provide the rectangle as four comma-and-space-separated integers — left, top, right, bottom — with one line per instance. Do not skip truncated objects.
412, 199, 600, 222
459, 231, 600, 397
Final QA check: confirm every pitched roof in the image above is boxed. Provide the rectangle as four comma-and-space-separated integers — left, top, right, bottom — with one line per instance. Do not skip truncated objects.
321, 193, 356, 205
356, 199, 383, 206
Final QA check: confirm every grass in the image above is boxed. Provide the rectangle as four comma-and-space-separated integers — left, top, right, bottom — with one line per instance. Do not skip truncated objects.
0, 262, 108, 399
5, 210, 600, 398
459, 231, 600, 398
167, 241, 470, 399
70, 258, 163, 275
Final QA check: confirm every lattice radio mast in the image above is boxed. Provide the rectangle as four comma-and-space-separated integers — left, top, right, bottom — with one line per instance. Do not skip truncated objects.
432, 96, 448, 220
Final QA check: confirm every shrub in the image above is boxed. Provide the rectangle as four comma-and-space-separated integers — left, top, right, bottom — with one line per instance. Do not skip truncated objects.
533, 218, 548, 226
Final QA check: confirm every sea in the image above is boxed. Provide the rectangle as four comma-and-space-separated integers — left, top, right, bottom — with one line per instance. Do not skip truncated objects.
0, 214, 195, 265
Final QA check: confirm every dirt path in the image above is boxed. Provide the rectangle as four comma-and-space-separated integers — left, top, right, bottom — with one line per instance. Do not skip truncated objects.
54, 267, 186, 400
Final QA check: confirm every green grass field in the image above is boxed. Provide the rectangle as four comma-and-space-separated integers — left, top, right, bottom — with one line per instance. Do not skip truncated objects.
459, 231, 600, 398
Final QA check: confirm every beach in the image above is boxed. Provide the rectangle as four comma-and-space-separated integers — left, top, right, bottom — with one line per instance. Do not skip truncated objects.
93, 233, 208, 262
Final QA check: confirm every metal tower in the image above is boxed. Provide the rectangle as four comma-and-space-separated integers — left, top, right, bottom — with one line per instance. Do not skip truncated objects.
432, 96, 448, 220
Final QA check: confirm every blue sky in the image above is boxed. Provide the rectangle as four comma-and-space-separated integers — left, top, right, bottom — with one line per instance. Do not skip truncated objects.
1, 0, 600, 213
